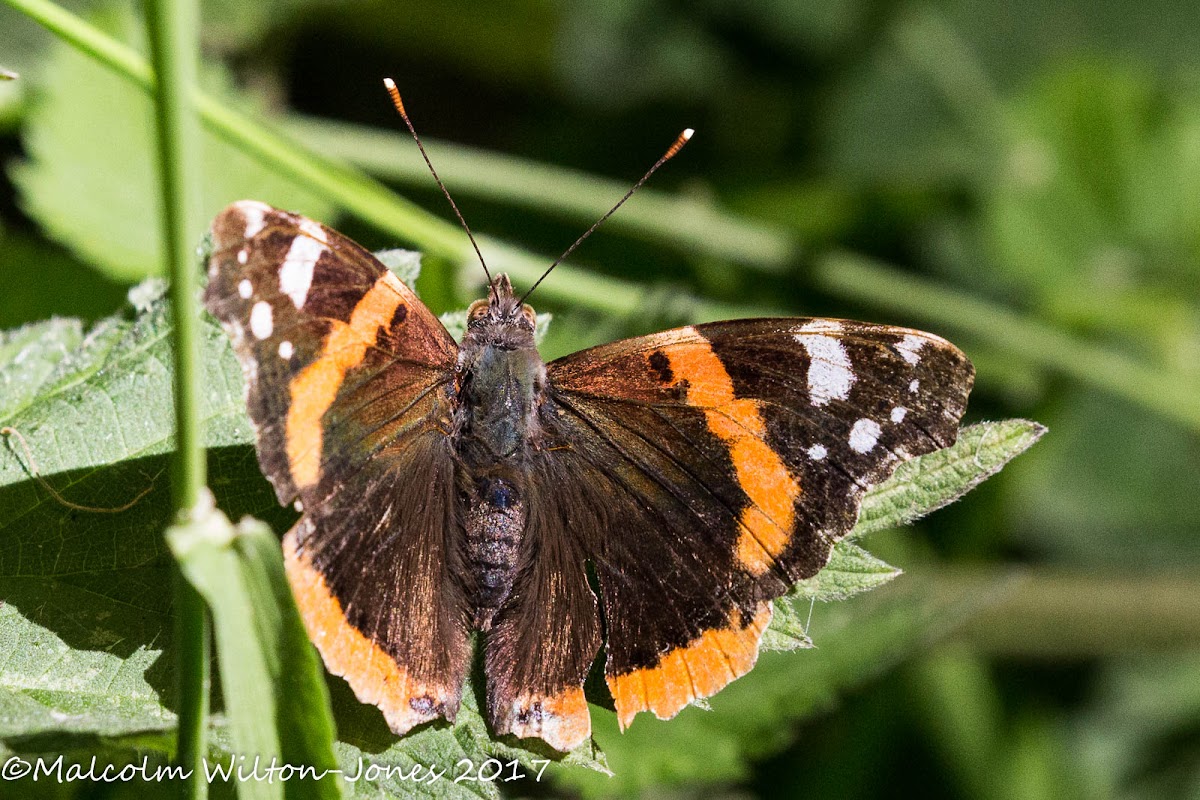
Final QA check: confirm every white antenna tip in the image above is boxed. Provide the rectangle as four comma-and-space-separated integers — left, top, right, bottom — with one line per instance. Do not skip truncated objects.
683, 128, 695, 139
383, 77, 396, 89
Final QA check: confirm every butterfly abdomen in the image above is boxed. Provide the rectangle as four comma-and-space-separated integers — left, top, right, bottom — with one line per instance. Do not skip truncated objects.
464, 477, 526, 629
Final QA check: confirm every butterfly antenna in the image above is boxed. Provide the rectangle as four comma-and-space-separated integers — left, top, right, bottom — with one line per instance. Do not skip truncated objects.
384, 78, 496, 299
518, 128, 694, 305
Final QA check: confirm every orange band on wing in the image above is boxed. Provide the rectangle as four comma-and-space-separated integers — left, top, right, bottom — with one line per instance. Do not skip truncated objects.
497, 687, 591, 752
607, 603, 772, 729
283, 529, 452, 733
665, 335, 801, 576
285, 272, 406, 488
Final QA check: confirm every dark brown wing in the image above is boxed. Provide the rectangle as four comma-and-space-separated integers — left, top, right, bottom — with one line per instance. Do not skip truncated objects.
535, 318, 973, 729
204, 200, 470, 733
482, 467, 603, 751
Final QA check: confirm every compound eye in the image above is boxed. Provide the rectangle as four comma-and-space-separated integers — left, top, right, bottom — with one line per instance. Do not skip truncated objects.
521, 304, 536, 327
467, 299, 489, 323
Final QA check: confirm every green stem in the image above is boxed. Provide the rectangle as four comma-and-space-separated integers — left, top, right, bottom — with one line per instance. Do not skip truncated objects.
144, 0, 208, 793
0, 0, 766, 321
814, 252, 1200, 432
146, 1, 203, 505
285, 115, 796, 271
172, 574, 209, 797
942, 567, 1200, 656
1, 0, 152, 83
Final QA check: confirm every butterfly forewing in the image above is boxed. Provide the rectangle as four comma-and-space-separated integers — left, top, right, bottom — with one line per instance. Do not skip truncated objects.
204, 201, 471, 734
205, 200, 456, 504
542, 319, 973, 727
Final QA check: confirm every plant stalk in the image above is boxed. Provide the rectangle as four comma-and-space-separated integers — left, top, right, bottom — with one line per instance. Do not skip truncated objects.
144, 0, 208, 794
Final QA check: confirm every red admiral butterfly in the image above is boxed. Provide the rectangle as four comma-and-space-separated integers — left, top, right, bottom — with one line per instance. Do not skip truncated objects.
203, 87, 974, 752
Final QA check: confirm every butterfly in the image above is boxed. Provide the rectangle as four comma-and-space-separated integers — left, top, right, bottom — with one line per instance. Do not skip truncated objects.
203, 196, 973, 751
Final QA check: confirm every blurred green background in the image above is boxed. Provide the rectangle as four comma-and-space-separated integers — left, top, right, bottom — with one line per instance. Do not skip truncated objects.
1, 0, 1199, 797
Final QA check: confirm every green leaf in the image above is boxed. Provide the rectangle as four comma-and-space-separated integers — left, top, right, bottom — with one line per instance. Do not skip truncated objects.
0, 317, 83, 418
168, 499, 342, 800
0, 291, 251, 493
0, 285, 285, 755
760, 420, 1044, 651
764, 542, 903, 651
0, 292, 254, 752
0, 284, 1036, 795
374, 248, 423, 288
854, 419, 1047, 537
11, 4, 335, 282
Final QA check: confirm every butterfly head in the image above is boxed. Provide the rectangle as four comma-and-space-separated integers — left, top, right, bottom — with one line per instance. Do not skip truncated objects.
465, 274, 537, 348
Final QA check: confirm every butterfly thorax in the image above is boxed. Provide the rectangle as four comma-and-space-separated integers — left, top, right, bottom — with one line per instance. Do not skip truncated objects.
452, 275, 545, 629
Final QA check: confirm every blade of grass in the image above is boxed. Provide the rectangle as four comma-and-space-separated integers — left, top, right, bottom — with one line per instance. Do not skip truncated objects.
145, 0, 202, 510
168, 507, 343, 800
144, 0, 208, 794
814, 251, 1200, 432
284, 115, 796, 271
944, 568, 1200, 656
0, 0, 769, 321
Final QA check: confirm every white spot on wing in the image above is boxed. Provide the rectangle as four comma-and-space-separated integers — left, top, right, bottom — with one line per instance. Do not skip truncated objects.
250, 301, 273, 340
280, 236, 323, 308
278, 340, 294, 359
909, 379, 919, 393
796, 319, 843, 334
237, 248, 249, 265
237, 279, 252, 299
849, 418, 881, 453
238, 201, 267, 238
298, 218, 329, 244
895, 334, 926, 365
807, 444, 827, 460
796, 332, 854, 407
891, 406, 908, 423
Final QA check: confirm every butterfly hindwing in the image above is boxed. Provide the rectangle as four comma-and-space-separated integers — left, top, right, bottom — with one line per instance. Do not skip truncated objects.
205, 201, 471, 733
481, 466, 603, 750
540, 319, 974, 727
